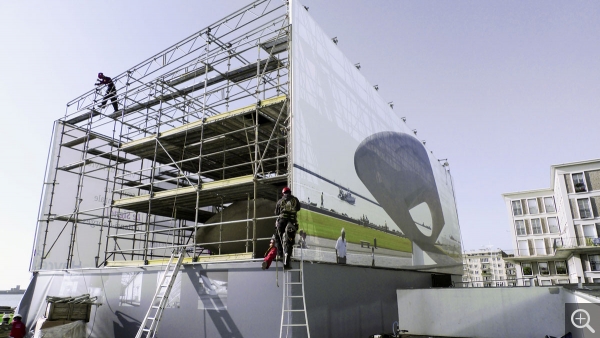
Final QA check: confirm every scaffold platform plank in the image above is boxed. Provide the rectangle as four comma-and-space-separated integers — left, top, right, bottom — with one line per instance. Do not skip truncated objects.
112, 174, 286, 221
119, 95, 288, 179
105, 252, 253, 267
122, 95, 287, 151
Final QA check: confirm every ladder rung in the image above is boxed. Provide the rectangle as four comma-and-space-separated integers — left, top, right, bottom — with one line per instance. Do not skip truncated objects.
285, 282, 302, 284
286, 269, 301, 272
284, 309, 305, 312
282, 324, 308, 327
286, 295, 303, 298
136, 251, 184, 338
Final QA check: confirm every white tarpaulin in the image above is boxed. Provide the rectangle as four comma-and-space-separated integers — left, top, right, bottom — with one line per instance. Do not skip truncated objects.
34, 319, 86, 338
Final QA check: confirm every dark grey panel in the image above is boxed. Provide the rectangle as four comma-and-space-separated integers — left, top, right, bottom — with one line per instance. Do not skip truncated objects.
303, 263, 432, 338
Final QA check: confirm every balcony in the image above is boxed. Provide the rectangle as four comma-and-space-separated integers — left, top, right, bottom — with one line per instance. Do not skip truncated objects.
555, 236, 600, 249
545, 236, 600, 260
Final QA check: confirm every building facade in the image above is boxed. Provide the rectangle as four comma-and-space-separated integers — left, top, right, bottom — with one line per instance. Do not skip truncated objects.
461, 248, 516, 287
503, 159, 600, 286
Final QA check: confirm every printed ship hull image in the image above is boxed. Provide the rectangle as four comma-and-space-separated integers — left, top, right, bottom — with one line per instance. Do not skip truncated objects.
18, 1, 463, 337
354, 132, 459, 266
354, 132, 443, 250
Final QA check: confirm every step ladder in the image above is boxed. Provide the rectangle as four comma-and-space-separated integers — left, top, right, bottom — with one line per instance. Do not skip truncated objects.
280, 247, 310, 338
135, 249, 185, 338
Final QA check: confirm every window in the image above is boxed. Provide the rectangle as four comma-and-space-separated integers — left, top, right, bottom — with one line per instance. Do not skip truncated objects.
578, 199, 593, 219
540, 280, 552, 286
544, 197, 556, 213
535, 239, 546, 255
589, 255, 600, 271
496, 282, 504, 287
538, 262, 550, 276
555, 261, 567, 275
518, 240, 529, 256
528, 199, 539, 214
515, 220, 526, 236
531, 219, 543, 234
512, 200, 523, 215
573, 173, 586, 193
481, 258, 489, 263
522, 263, 533, 276
547, 217, 560, 233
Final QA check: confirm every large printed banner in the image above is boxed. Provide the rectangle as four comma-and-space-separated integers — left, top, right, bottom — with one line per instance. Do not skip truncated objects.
290, 0, 463, 273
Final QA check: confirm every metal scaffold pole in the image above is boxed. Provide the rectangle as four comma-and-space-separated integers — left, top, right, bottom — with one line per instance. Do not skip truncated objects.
37, 0, 290, 269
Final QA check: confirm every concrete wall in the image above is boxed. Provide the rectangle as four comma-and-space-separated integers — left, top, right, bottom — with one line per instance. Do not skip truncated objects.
396, 287, 567, 338
18, 261, 438, 338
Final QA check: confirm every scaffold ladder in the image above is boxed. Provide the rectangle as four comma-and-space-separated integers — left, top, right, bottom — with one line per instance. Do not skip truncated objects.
279, 248, 310, 338
135, 249, 184, 338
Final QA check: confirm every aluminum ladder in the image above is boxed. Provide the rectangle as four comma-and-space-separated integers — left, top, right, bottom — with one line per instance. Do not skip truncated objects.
135, 249, 185, 338
279, 246, 310, 338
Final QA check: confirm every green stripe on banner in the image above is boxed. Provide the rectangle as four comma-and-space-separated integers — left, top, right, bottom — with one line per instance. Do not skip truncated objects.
297, 209, 412, 253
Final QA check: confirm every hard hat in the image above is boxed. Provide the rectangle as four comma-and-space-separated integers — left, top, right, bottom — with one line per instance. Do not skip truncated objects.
13, 314, 21, 319
98, 72, 104, 78
282, 187, 291, 194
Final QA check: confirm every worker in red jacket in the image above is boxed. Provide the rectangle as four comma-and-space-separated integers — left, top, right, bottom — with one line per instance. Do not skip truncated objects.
262, 237, 278, 270
10, 314, 26, 338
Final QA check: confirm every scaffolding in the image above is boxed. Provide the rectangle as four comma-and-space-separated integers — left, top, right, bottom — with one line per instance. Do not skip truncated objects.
36, 0, 291, 269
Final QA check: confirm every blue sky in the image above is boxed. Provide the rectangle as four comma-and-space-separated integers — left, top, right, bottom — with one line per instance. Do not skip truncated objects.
1, 0, 599, 290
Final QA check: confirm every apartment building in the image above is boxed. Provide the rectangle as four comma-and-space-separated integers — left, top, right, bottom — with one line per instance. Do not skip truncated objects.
461, 248, 517, 287
503, 159, 600, 286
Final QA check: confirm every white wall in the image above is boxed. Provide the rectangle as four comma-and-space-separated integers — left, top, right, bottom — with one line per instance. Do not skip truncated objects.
397, 287, 568, 338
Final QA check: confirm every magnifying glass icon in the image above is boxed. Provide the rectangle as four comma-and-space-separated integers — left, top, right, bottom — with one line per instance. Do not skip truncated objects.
572, 309, 595, 333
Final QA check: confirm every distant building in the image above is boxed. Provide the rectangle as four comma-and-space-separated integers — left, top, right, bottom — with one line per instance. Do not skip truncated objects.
0, 285, 24, 294
503, 159, 600, 286
461, 248, 516, 287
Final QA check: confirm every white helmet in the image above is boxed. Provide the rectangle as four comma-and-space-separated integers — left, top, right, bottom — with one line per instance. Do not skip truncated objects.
13, 314, 22, 319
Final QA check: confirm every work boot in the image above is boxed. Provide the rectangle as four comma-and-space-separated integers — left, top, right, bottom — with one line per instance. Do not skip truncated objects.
261, 261, 267, 270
